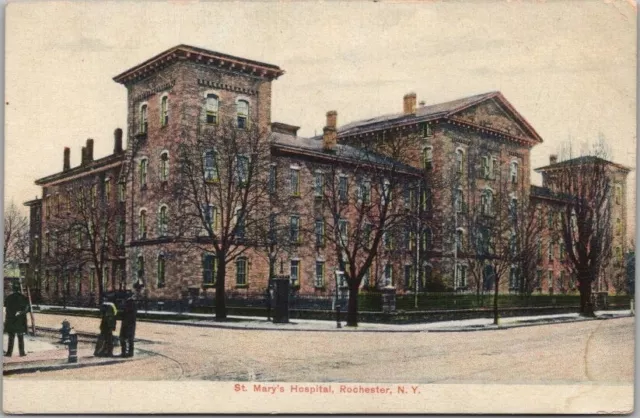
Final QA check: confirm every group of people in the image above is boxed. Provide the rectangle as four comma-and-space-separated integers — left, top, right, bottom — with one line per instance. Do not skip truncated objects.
95, 297, 137, 357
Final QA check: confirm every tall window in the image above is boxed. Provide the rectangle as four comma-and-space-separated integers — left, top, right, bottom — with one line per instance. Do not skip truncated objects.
422, 188, 432, 211
384, 263, 393, 286
236, 155, 249, 186
269, 164, 277, 194
510, 161, 519, 184
136, 255, 145, 284
315, 219, 325, 247
455, 229, 464, 253
157, 254, 166, 288
455, 263, 467, 288
509, 266, 519, 290
268, 214, 277, 243
160, 95, 169, 126
236, 100, 249, 129
89, 268, 95, 293
456, 149, 464, 174
90, 184, 97, 208
363, 223, 372, 248
338, 219, 349, 248
314, 172, 324, 198
235, 209, 245, 239
290, 260, 300, 287
104, 179, 111, 203
423, 147, 433, 171
203, 150, 219, 182
616, 218, 622, 236
548, 270, 554, 293
481, 189, 493, 215
482, 156, 491, 179
117, 220, 125, 245
139, 210, 147, 239
315, 261, 325, 288
158, 205, 168, 237
615, 184, 622, 205
338, 175, 348, 202
290, 168, 300, 196
383, 231, 393, 250
455, 188, 463, 213
140, 104, 148, 133
236, 258, 248, 286
404, 265, 413, 290
422, 228, 432, 251
360, 180, 371, 204
160, 151, 169, 182
45, 232, 50, 256
202, 253, 216, 285
118, 183, 126, 203
290, 215, 300, 243
139, 158, 148, 189
205, 94, 219, 124
559, 242, 565, 261
548, 240, 554, 261
420, 123, 432, 138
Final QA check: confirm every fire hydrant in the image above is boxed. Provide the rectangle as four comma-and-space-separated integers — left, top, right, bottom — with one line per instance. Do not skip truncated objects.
68, 329, 78, 363
60, 320, 71, 344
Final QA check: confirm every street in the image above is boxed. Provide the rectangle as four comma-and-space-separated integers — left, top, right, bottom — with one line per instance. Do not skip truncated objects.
10, 314, 634, 384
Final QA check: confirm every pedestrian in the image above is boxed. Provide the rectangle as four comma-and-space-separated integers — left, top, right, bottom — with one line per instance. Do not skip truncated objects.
4, 281, 30, 357
94, 302, 117, 357
119, 297, 137, 357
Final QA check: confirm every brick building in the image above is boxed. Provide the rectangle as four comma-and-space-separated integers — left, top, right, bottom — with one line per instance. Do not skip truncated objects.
25, 45, 630, 305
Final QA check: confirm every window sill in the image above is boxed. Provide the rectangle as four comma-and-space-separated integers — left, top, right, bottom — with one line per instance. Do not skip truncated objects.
235, 284, 248, 289
314, 286, 326, 290
202, 283, 216, 289
205, 179, 220, 184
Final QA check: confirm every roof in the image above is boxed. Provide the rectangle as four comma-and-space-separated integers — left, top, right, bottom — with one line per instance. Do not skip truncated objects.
535, 156, 633, 173
530, 185, 573, 203
35, 153, 125, 186
113, 44, 285, 85
271, 132, 422, 176
23, 198, 41, 207
323, 91, 543, 144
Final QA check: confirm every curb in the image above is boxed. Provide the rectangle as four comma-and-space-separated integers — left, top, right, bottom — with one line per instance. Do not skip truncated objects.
3, 357, 137, 376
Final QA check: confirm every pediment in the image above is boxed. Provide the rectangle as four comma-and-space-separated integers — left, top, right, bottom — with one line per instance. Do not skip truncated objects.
448, 97, 540, 142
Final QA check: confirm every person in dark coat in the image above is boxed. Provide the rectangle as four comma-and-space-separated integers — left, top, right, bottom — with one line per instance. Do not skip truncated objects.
94, 302, 117, 357
119, 297, 137, 357
4, 281, 30, 357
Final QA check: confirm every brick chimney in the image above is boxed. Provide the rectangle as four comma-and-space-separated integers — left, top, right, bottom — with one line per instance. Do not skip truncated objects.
403, 92, 417, 115
86, 138, 94, 162
63, 147, 70, 171
81, 146, 87, 166
114, 128, 123, 154
323, 111, 338, 151
550, 154, 558, 165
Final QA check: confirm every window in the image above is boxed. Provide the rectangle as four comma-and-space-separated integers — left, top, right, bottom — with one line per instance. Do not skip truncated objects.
423, 146, 433, 171
160, 151, 169, 182
384, 231, 394, 250
559, 243, 565, 261
315, 219, 325, 247
559, 271, 565, 290
139, 210, 147, 239
359, 180, 371, 204
363, 223, 372, 248
157, 254, 166, 288
140, 104, 148, 133
236, 155, 249, 186
103, 266, 110, 290
615, 246, 623, 265
509, 266, 519, 290
139, 158, 148, 189
160, 95, 169, 126
382, 179, 391, 206
536, 240, 542, 262
290, 260, 300, 287
616, 218, 622, 236
158, 205, 168, 237
615, 184, 622, 205
547, 211, 553, 228
236, 258, 248, 286
117, 220, 125, 245
89, 268, 95, 293
384, 263, 393, 286
290, 215, 300, 243
482, 156, 490, 179
269, 164, 277, 194
455, 188, 463, 213
314, 172, 324, 198
236, 100, 249, 129
136, 255, 145, 283
422, 228, 432, 251
422, 188, 432, 211
204, 205, 219, 232
315, 261, 325, 288
420, 123, 432, 138
455, 229, 464, 253
510, 161, 518, 184
338, 219, 349, 248
548, 270, 554, 293
104, 179, 111, 202
268, 214, 277, 243
455, 264, 467, 288
202, 253, 217, 285
235, 209, 245, 239
548, 240, 554, 261
203, 150, 219, 182
338, 175, 348, 202
90, 184, 97, 208
481, 189, 493, 215
205, 94, 219, 124
456, 149, 464, 174
44, 232, 50, 256
118, 183, 126, 203
75, 271, 81, 296
404, 265, 413, 290
337, 270, 347, 288
509, 198, 518, 220
290, 168, 300, 196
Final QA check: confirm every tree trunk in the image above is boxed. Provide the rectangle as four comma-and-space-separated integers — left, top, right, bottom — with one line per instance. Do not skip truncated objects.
215, 260, 227, 320
346, 282, 359, 327
493, 274, 499, 325
578, 274, 594, 317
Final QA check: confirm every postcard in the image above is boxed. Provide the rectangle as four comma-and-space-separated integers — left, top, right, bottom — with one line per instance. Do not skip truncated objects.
3, 0, 635, 414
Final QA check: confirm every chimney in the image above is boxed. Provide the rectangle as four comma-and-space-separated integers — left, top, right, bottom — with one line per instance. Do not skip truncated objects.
63, 147, 70, 171
419, 101, 426, 107
86, 138, 94, 162
323, 111, 338, 151
81, 146, 87, 166
114, 128, 123, 154
550, 154, 558, 165
403, 92, 417, 115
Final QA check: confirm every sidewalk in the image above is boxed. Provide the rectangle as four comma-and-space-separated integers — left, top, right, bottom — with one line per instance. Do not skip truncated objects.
2, 333, 144, 375
35, 304, 633, 333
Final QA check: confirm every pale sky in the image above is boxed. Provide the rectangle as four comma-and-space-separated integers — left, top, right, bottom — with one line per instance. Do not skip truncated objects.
5, 0, 637, 231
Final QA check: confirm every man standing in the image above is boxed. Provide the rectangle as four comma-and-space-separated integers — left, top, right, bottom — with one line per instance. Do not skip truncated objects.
4, 281, 30, 357
119, 297, 137, 357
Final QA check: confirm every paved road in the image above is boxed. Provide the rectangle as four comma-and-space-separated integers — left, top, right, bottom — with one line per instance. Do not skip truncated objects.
14, 313, 634, 384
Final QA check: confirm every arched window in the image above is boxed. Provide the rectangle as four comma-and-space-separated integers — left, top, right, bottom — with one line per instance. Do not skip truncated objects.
139, 158, 148, 189
139, 209, 147, 239
160, 151, 169, 182
422, 146, 433, 171
203, 149, 219, 182
140, 103, 148, 133
455, 188, 464, 213
481, 189, 494, 215
236, 257, 248, 286
455, 228, 464, 253
160, 95, 169, 126
157, 254, 166, 289
456, 149, 464, 174
616, 218, 622, 236
205, 94, 219, 124
510, 161, 519, 184
236, 100, 249, 129
136, 255, 145, 284
158, 205, 168, 237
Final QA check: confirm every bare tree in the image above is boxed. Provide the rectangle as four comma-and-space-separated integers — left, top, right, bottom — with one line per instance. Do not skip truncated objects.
4, 201, 29, 268
174, 120, 272, 320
